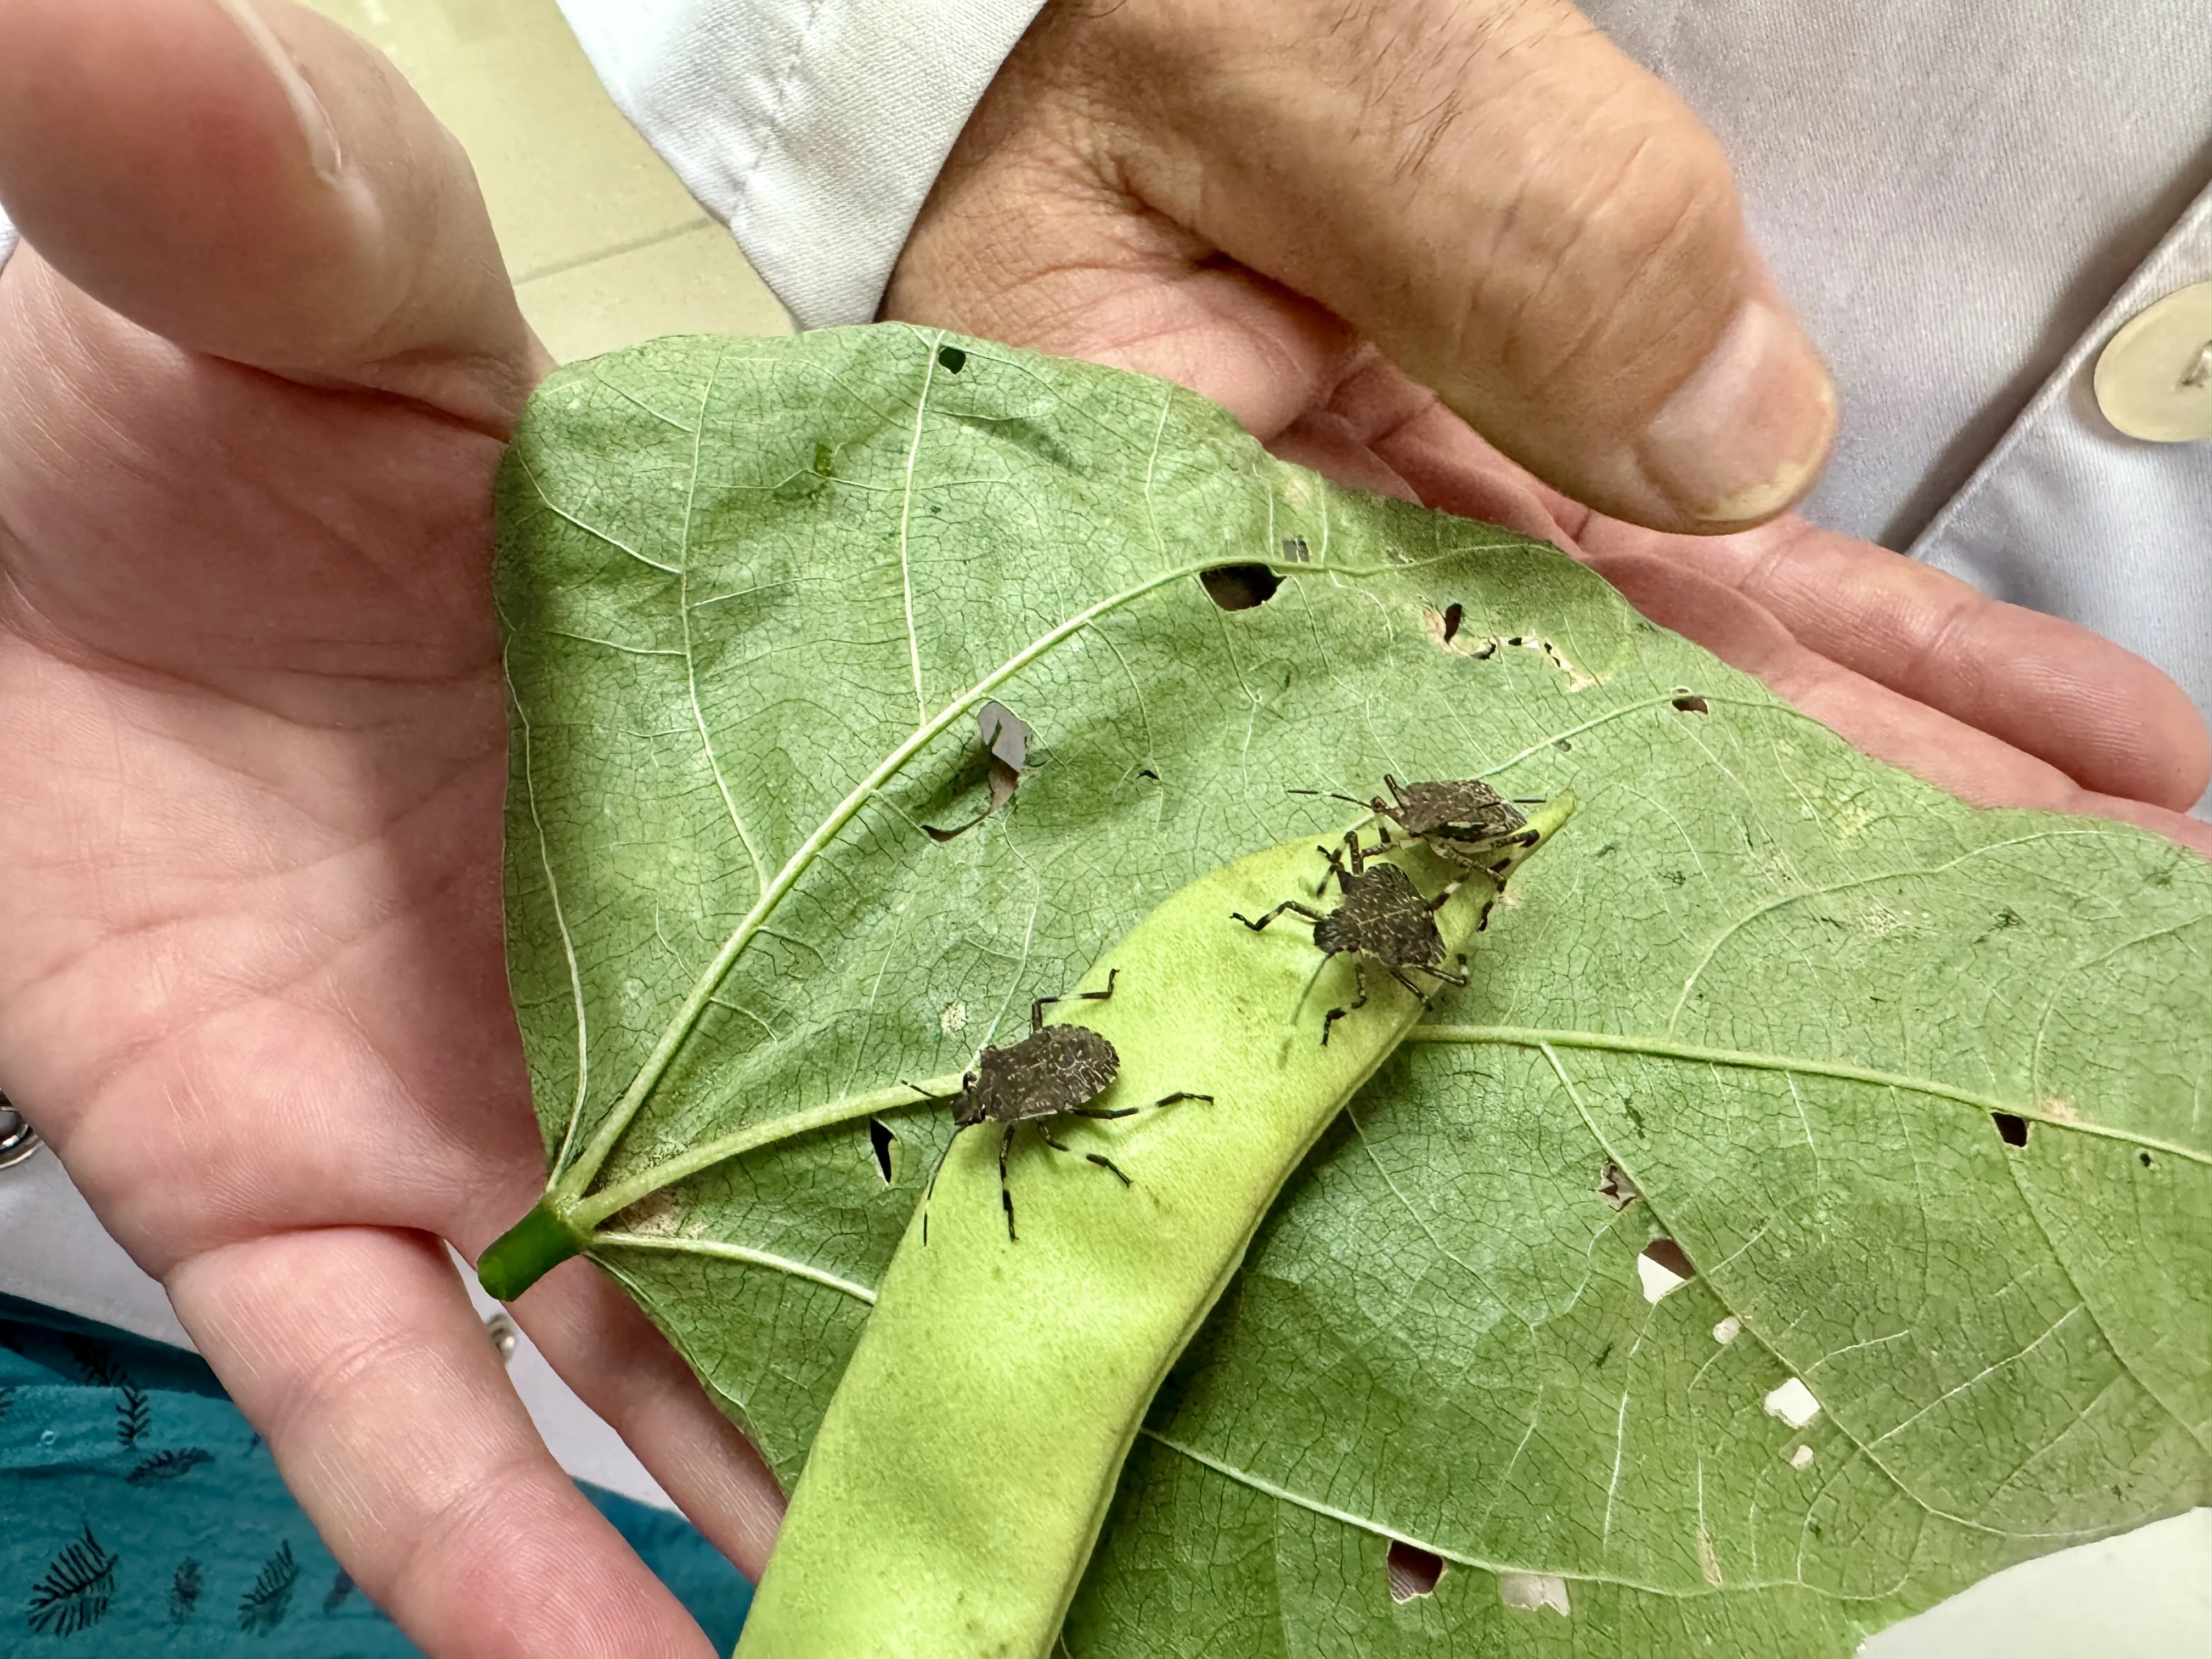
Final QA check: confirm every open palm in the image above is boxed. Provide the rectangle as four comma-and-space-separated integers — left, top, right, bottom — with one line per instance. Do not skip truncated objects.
0, 4, 775, 1655
0, 2, 2204, 1658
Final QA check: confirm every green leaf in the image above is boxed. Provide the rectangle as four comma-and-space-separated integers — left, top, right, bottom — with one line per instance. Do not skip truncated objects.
494, 328, 2212, 1656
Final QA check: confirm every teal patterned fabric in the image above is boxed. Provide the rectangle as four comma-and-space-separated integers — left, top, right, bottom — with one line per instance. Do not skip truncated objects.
0, 1295, 752, 1651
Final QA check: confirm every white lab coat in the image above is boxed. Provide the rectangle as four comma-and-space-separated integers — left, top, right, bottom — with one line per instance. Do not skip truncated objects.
1, 0, 2207, 1611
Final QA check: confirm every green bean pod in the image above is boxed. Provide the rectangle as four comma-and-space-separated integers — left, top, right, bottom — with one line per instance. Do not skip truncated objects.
734, 795, 1574, 1658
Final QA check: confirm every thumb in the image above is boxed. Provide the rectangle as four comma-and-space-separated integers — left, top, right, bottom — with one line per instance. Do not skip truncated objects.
0, 0, 544, 430
913, 0, 1834, 535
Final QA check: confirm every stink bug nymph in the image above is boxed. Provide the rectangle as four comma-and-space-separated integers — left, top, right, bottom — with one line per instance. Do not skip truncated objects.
1234, 832, 1473, 1045
1296, 774, 1540, 875
921, 971, 1210, 1241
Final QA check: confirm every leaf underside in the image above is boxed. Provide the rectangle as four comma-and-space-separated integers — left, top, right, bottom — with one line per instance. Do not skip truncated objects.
495, 328, 2212, 1657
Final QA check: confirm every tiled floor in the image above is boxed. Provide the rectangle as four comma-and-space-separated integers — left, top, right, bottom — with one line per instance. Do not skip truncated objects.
287, 4, 2212, 1654
302, 0, 791, 362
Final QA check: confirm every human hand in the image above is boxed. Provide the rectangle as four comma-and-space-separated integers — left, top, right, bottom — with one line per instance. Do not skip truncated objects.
887, 0, 2212, 847
0, 3, 782, 1654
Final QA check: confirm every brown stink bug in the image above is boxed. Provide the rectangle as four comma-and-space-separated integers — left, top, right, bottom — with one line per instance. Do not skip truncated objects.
1295, 774, 1540, 877
1233, 833, 1474, 1045
920, 970, 1210, 1241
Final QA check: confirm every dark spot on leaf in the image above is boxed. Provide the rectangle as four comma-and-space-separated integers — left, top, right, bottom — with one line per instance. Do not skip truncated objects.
323, 1570, 356, 1616
1137, 768, 1159, 781
1661, 869, 1686, 887
2140, 1150, 2153, 1168
1672, 695, 1709, 714
1200, 564, 1282, 611
1506, 636, 1523, 647
1600, 1163, 1640, 1209
1280, 535, 1311, 562
1993, 1113, 2029, 1148
1641, 1237, 1696, 1280
1440, 602, 1464, 643
1386, 1540, 1446, 1603
1553, 737, 1572, 752
1593, 1340, 1615, 1368
812, 442, 835, 479
869, 1118, 896, 1184
936, 345, 967, 374
1993, 907, 2021, 929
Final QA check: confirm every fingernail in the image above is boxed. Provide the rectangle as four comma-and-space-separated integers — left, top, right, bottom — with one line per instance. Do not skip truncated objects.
1638, 298, 1835, 527
218, 0, 342, 182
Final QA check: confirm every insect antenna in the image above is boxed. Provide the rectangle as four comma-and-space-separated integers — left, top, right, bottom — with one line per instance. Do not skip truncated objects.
919, 1124, 967, 1246
1287, 787, 1375, 811
1286, 951, 1335, 1032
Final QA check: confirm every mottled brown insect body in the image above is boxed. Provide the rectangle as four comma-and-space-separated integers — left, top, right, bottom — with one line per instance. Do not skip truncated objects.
923, 971, 1210, 1241
1373, 775, 1536, 867
1233, 833, 1471, 1044
955, 1024, 1120, 1128
1310, 862, 1449, 973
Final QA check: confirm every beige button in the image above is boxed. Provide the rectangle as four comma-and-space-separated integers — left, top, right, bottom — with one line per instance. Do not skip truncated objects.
2094, 280, 2212, 442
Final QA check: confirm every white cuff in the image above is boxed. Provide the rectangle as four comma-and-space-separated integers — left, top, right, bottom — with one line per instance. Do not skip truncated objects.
0, 200, 18, 273
553, 0, 1046, 330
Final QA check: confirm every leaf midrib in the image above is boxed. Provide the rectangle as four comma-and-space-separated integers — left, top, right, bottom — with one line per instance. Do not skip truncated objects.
543, 551, 1448, 1210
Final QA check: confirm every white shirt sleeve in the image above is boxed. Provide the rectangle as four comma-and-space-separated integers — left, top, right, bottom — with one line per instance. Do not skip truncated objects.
551, 0, 1046, 330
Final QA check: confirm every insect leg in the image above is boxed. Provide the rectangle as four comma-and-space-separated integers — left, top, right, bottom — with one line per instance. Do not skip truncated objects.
1031, 967, 1120, 1032
1000, 1121, 1019, 1241
1386, 963, 1432, 1003
1315, 840, 1351, 897
1037, 1123, 1134, 1188
1322, 960, 1369, 1047
1152, 1091, 1212, 1108
1423, 874, 1466, 914
1232, 900, 1325, 932
1068, 1105, 1139, 1120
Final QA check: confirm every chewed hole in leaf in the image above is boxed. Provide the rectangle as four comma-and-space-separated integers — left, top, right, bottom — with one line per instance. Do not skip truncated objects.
1199, 564, 1282, 611
925, 700, 1032, 841
936, 344, 967, 374
977, 700, 1031, 771
1672, 693, 1709, 714
2141, 1150, 2154, 1167
1599, 1163, 1640, 1209
1440, 602, 1464, 643
1638, 1238, 1696, 1302
868, 1118, 897, 1185
1993, 1112, 2029, 1147
1386, 1541, 1446, 1603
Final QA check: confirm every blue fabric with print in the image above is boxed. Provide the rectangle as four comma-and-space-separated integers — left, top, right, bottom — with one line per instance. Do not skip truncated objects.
0, 1295, 751, 1652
